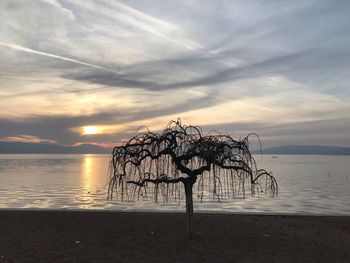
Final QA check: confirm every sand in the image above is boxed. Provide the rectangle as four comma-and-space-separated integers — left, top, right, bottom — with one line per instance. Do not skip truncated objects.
0, 210, 349, 263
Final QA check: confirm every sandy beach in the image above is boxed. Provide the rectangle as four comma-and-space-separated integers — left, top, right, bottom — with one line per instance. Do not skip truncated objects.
0, 210, 349, 263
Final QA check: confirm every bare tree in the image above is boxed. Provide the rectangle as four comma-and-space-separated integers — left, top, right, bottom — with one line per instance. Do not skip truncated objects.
108, 119, 278, 236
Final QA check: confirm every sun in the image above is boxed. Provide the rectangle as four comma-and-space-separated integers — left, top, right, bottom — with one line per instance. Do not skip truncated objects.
82, 126, 101, 135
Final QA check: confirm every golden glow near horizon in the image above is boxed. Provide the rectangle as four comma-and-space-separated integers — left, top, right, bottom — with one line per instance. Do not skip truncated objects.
82, 126, 101, 135
78, 124, 127, 136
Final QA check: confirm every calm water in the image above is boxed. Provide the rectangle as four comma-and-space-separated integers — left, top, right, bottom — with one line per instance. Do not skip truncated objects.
0, 154, 349, 215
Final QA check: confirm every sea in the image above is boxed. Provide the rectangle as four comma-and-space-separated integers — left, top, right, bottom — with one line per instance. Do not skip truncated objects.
0, 154, 349, 215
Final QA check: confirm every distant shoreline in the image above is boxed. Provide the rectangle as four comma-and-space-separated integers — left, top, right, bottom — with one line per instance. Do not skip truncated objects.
0, 210, 349, 262
1, 142, 350, 155
1, 153, 350, 156
256, 145, 350, 155
1, 208, 349, 217
0, 141, 110, 154
0, 153, 110, 155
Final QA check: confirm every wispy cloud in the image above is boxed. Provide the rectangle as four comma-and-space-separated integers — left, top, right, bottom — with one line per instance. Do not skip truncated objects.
41, 0, 76, 20
0, 0, 349, 147
69, 0, 202, 51
0, 135, 57, 144
0, 41, 122, 74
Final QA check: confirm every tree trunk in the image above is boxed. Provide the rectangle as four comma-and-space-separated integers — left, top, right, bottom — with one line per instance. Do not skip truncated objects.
184, 181, 194, 237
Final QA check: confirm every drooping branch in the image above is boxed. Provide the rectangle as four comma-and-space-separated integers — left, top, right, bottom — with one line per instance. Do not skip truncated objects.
108, 119, 278, 203
127, 173, 185, 186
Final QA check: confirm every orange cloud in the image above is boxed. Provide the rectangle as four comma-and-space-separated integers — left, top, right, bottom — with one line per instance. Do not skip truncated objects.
0, 135, 57, 144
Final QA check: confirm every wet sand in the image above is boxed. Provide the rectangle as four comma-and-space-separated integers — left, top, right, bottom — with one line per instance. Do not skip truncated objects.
0, 210, 349, 262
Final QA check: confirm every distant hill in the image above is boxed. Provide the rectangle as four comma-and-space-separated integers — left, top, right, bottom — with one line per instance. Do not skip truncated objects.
2, 142, 349, 155
258, 145, 350, 155
0, 141, 110, 154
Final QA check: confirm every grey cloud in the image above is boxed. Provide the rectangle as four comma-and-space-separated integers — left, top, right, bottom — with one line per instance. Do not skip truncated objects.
3, 0, 349, 95
1, 0, 350, 147
64, 45, 349, 97
201, 117, 350, 148
63, 70, 163, 91
64, 50, 308, 91
0, 90, 221, 144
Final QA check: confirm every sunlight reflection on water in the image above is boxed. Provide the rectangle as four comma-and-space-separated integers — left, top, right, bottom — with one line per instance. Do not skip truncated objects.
0, 154, 349, 214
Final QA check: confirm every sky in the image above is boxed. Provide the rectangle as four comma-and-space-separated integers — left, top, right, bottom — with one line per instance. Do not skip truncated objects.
0, 0, 350, 149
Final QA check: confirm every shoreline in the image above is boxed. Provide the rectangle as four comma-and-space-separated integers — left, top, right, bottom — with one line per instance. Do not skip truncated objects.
0, 210, 349, 262
1, 207, 349, 217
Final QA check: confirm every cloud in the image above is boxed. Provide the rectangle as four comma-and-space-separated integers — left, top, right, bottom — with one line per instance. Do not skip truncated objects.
0, 0, 350, 147
68, 0, 202, 51
201, 117, 350, 148
0, 90, 221, 145
0, 135, 57, 144
41, 0, 76, 20
0, 41, 121, 74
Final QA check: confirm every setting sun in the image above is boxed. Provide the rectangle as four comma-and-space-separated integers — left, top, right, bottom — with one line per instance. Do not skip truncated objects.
82, 126, 101, 135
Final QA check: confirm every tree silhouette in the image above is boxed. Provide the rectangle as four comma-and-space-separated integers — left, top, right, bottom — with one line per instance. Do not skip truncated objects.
108, 119, 278, 236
